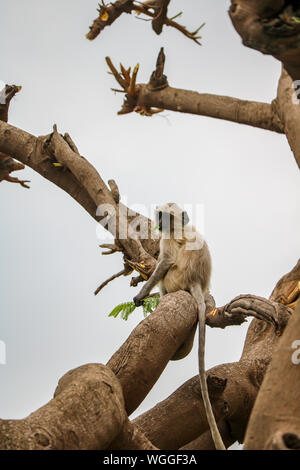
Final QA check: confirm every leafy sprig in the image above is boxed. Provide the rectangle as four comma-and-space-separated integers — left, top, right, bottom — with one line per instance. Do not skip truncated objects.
108, 294, 160, 320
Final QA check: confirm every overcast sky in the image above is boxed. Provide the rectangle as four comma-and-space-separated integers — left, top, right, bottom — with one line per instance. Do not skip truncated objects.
0, 0, 299, 449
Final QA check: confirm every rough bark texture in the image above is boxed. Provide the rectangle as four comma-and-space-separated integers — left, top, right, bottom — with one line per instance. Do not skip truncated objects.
180, 420, 235, 451
132, 323, 276, 449
0, 120, 159, 286
0, 364, 126, 450
1, 7, 299, 448
107, 291, 198, 415
132, 261, 299, 449
276, 69, 300, 169
108, 419, 158, 450
229, 0, 300, 81
138, 86, 284, 133
244, 298, 300, 449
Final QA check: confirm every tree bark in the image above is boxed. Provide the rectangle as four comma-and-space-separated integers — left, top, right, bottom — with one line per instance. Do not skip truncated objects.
244, 299, 300, 449
107, 291, 198, 415
137, 86, 283, 133
0, 120, 159, 285
229, 0, 300, 81
132, 261, 299, 449
0, 364, 126, 450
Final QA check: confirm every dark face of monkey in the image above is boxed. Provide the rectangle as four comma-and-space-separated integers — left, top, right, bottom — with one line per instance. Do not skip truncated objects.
156, 209, 190, 233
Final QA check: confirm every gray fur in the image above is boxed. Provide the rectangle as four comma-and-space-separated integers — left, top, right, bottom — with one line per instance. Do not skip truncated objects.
133, 203, 225, 450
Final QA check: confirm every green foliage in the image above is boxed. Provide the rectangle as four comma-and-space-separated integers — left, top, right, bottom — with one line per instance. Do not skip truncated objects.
108, 294, 160, 320
142, 294, 160, 318
292, 17, 300, 23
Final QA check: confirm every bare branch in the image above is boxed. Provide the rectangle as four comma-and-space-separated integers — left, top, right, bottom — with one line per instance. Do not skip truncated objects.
0, 152, 30, 189
94, 268, 130, 296
108, 179, 120, 203
87, 1, 204, 44
107, 50, 284, 133
0, 120, 159, 288
206, 294, 292, 333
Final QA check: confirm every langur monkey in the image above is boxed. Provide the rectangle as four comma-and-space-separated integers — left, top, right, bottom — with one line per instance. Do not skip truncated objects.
133, 203, 225, 450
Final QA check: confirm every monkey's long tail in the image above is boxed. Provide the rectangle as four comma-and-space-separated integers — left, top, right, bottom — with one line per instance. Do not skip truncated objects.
190, 284, 226, 450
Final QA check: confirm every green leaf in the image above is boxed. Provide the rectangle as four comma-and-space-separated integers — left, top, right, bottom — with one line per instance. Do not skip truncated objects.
121, 302, 136, 321
108, 303, 127, 318
108, 294, 160, 321
292, 17, 300, 23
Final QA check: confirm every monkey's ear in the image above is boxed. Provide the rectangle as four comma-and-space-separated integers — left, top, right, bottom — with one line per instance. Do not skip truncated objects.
182, 211, 190, 226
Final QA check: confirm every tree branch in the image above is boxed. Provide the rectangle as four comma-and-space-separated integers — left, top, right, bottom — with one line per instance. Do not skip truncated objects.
132, 260, 299, 449
275, 69, 300, 169
229, 0, 300, 81
0, 120, 160, 288
206, 294, 292, 333
87, 0, 204, 44
108, 419, 158, 450
106, 51, 284, 133
0, 364, 126, 450
179, 420, 235, 450
107, 291, 198, 415
244, 299, 300, 449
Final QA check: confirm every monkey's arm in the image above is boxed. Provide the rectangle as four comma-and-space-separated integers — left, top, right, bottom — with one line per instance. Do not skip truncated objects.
133, 259, 171, 306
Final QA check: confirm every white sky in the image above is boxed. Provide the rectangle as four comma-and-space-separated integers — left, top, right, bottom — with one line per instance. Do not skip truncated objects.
0, 0, 299, 448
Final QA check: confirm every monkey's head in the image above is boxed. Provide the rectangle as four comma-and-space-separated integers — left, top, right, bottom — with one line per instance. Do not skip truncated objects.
155, 202, 190, 233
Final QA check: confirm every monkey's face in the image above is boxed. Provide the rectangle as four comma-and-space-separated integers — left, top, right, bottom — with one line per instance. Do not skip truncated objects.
156, 210, 166, 232
156, 203, 190, 233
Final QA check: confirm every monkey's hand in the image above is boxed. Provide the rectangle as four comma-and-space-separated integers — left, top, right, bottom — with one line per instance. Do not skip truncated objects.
133, 296, 144, 307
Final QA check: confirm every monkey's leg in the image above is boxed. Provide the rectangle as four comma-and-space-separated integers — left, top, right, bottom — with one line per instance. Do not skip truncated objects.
190, 284, 226, 450
159, 281, 167, 297
133, 260, 171, 306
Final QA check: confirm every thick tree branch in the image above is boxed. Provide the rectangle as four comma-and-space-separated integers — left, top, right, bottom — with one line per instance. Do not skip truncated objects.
270, 259, 300, 307
180, 420, 235, 450
244, 300, 300, 449
107, 50, 300, 169
0, 120, 159, 287
206, 294, 292, 332
132, 260, 299, 449
133, 361, 259, 449
229, 0, 300, 81
0, 364, 126, 450
107, 291, 198, 416
275, 69, 300, 169
108, 419, 158, 450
